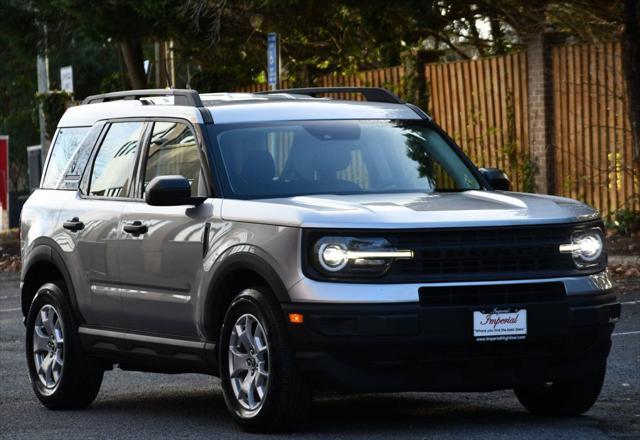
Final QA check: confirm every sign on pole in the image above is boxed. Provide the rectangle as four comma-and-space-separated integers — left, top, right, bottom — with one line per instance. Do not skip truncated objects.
60, 65, 73, 94
267, 33, 279, 90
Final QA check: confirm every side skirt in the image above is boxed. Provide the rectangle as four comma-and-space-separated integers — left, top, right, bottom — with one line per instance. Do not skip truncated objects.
78, 326, 218, 375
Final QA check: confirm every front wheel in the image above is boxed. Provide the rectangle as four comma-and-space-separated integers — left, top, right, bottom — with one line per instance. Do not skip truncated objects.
514, 362, 606, 416
219, 287, 312, 432
25, 282, 104, 409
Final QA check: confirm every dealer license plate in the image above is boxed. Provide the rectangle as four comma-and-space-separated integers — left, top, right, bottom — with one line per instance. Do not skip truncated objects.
473, 308, 527, 341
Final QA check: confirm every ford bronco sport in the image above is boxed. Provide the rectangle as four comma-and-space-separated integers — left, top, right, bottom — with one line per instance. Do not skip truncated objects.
20, 87, 620, 432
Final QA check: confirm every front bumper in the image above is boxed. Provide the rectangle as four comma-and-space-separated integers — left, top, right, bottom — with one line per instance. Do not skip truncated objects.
282, 289, 620, 392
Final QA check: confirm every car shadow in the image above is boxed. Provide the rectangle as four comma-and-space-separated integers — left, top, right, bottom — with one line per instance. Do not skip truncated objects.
84, 385, 610, 438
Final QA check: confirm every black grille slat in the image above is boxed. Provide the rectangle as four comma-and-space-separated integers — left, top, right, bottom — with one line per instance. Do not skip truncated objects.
388, 224, 585, 282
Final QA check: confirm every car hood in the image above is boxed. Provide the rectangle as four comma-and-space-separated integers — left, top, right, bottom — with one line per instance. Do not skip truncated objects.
221, 191, 600, 229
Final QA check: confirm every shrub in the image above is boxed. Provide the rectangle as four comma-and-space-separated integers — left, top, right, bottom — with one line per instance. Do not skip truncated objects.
612, 209, 640, 235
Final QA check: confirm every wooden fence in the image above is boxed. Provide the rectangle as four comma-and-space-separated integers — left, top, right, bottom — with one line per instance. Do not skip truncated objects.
552, 41, 639, 215
424, 52, 531, 191
233, 41, 638, 217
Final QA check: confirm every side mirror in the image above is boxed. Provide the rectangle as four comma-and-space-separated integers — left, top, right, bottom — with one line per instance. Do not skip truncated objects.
145, 175, 204, 206
479, 168, 511, 191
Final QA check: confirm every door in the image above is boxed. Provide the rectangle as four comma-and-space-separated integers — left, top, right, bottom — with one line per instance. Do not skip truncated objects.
118, 120, 212, 338
59, 121, 145, 329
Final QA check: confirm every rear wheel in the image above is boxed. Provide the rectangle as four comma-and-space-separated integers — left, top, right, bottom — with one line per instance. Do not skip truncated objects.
514, 362, 606, 416
219, 287, 312, 432
25, 282, 104, 409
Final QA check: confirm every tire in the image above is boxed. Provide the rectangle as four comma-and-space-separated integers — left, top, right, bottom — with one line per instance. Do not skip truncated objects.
25, 282, 104, 410
219, 287, 312, 432
514, 362, 606, 416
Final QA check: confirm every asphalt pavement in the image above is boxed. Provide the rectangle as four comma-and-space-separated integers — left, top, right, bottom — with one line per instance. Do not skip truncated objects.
1, 273, 638, 439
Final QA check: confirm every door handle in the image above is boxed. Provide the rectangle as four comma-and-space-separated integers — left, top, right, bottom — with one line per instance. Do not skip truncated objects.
63, 217, 84, 232
123, 221, 148, 235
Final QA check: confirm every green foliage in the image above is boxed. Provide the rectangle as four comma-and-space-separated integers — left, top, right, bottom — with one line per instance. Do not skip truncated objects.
612, 209, 640, 235
46, 33, 122, 98
502, 90, 537, 193
0, 0, 40, 191
35, 91, 73, 142
2, 0, 633, 190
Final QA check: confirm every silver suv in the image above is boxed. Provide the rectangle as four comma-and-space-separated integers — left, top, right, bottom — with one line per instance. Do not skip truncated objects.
20, 88, 620, 432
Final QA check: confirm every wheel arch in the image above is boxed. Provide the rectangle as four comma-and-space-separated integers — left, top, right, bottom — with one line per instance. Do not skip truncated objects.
202, 250, 290, 342
21, 242, 82, 323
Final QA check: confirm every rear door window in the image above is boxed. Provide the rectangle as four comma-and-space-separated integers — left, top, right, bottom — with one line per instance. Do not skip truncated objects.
89, 122, 144, 198
143, 121, 201, 197
41, 127, 90, 189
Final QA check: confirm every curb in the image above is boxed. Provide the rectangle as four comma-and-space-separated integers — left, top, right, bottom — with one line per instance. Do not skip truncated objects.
0, 272, 20, 282
609, 255, 640, 266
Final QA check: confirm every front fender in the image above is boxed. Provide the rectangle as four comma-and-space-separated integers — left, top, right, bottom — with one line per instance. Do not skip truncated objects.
197, 245, 291, 340
20, 239, 84, 323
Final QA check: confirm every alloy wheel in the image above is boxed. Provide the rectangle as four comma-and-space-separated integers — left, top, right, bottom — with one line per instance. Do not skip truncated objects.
228, 313, 270, 411
32, 304, 64, 393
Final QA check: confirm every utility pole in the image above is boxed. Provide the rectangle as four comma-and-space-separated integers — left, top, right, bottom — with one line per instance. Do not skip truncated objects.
36, 25, 50, 158
168, 40, 175, 88
155, 40, 176, 88
154, 41, 166, 87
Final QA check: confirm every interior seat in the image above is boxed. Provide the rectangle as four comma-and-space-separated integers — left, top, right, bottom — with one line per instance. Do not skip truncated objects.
239, 149, 276, 194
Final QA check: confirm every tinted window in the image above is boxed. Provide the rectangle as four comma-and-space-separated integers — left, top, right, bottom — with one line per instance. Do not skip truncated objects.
41, 127, 90, 189
211, 120, 480, 198
89, 122, 143, 197
144, 121, 201, 197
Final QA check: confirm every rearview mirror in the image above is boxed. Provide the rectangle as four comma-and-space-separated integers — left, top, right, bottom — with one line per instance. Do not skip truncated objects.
145, 175, 204, 206
479, 168, 511, 191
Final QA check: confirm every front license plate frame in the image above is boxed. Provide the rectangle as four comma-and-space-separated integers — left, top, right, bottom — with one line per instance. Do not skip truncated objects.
473, 308, 527, 342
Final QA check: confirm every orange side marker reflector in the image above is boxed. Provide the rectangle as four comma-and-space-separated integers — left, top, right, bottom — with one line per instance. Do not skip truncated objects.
289, 313, 304, 324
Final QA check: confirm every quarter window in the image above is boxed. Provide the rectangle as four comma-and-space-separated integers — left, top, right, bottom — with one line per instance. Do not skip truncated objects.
41, 127, 90, 189
143, 121, 201, 197
89, 122, 143, 197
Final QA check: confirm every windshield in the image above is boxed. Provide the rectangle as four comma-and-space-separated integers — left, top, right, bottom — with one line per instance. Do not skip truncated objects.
209, 120, 481, 199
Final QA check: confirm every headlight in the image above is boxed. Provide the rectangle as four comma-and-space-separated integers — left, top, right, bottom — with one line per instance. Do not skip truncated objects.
312, 236, 413, 277
317, 243, 349, 271
559, 228, 605, 268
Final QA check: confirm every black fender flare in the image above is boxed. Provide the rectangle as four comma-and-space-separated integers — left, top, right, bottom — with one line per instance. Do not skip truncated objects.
21, 239, 84, 323
201, 247, 290, 340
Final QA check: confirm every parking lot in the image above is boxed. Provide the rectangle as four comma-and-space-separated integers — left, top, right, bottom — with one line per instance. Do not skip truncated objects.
1, 273, 638, 439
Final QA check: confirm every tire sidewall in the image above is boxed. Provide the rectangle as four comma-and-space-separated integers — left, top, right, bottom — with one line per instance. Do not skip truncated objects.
219, 288, 281, 424
514, 361, 607, 416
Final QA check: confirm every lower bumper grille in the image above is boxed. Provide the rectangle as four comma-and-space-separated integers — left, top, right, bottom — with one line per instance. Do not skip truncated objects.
418, 282, 566, 307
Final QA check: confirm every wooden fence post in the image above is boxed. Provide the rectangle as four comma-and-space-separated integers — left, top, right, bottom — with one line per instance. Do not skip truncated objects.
527, 32, 566, 194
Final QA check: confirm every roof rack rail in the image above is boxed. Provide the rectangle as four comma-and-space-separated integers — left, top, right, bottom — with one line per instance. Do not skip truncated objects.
82, 89, 203, 107
256, 87, 403, 104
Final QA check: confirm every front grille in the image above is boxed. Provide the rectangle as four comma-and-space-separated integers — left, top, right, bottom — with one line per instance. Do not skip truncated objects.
303, 221, 605, 283
386, 223, 601, 282
418, 282, 566, 307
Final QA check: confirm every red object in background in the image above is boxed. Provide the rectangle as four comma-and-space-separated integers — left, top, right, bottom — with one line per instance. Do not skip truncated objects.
0, 136, 8, 210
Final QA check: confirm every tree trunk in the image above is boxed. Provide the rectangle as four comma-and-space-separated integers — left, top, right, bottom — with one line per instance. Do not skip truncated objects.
622, 0, 640, 166
490, 18, 507, 55
119, 39, 147, 89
